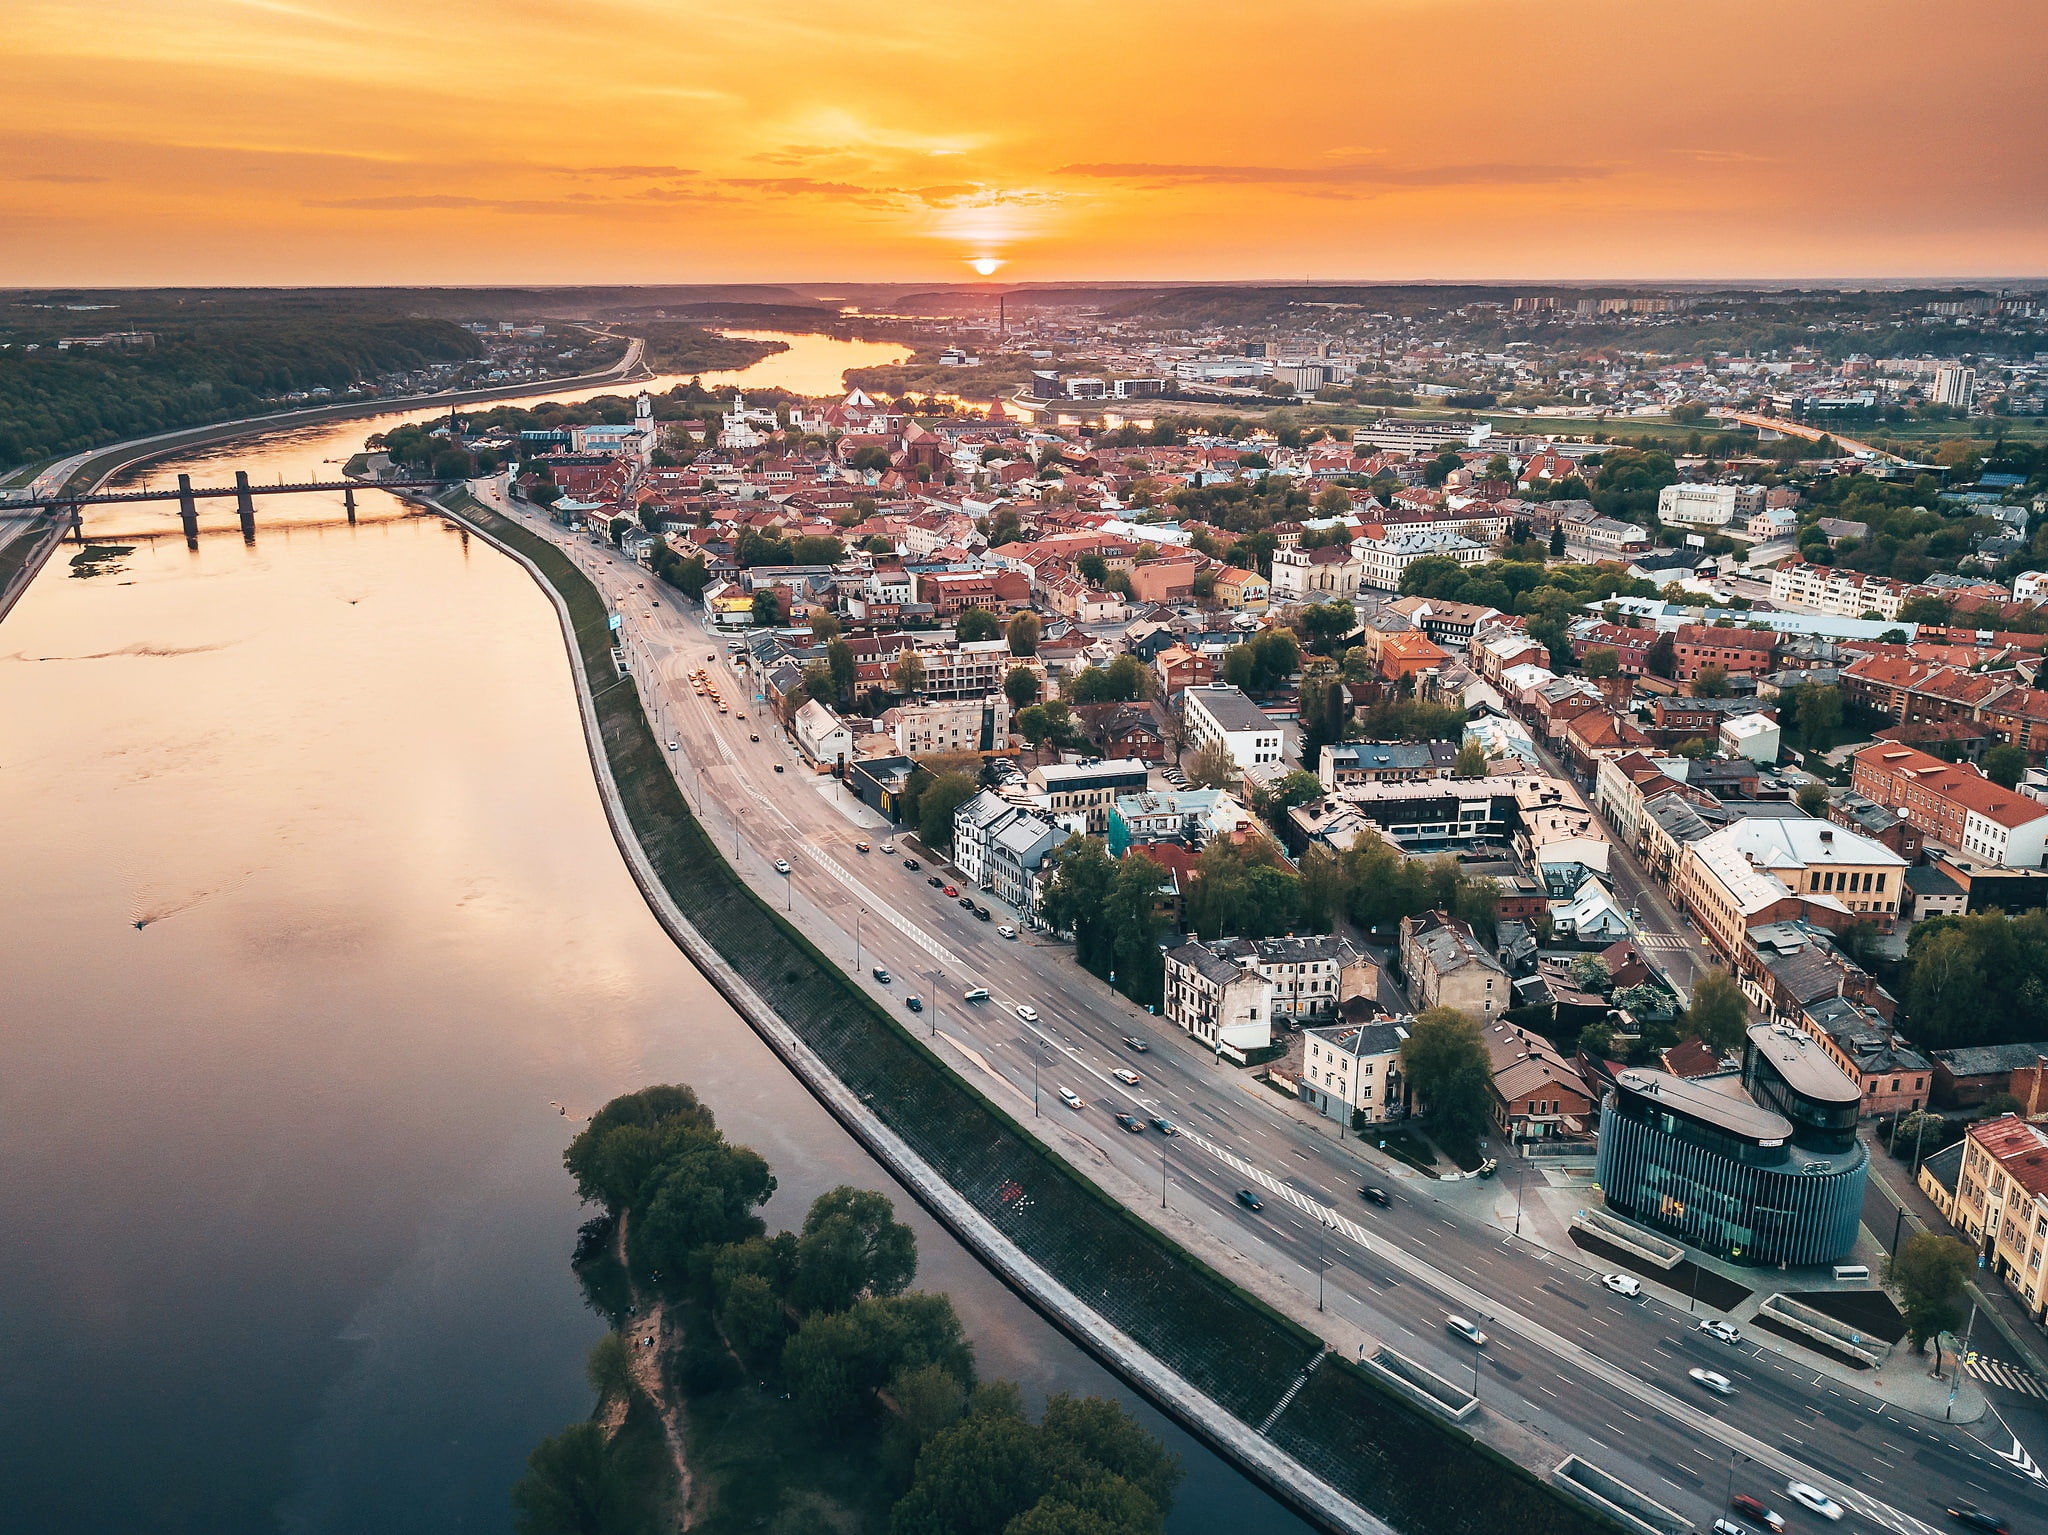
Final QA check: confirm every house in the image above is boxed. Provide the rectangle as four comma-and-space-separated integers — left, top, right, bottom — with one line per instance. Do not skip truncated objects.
1212, 567, 1271, 613
1163, 936, 1275, 1054
1152, 644, 1216, 699
1072, 701, 1168, 763
1300, 1017, 1410, 1126
953, 789, 1023, 889
1375, 630, 1451, 683
793, 699, 853, 767
1945, 1116, 2048, 1325
1929, 1043, 2048, 1109
1719, 711, 1782, 765
1849, 743, 2048, 868
1795, 997, 1931, 1118
1672, 624, 1778, 682
1479, 1018, 1598, 1140
1183, 684, 1284, 770
1399, 911, 1510, 1020
988, 809, 1060, 916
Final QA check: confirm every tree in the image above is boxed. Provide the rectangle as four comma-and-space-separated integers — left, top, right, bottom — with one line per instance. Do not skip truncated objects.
1007, 610, 1041, 656
1016, 701, 1075, 753
955, 607, 1000, 643
1569, 954, 1613, 994
1076, 553, 1110, 585
510, 1423, 632, 1535
1885, 1233, 1973, 1374
1796, 781, 1830, 817
918, 772, 980, 850
1103, 654, 1153, 701
751, 589, 782, 628
802, 659, 835, 704
1104, 852, 1169, 1004
1299, 601, 1356, 654
1005, 665, 1041, 710
785, 1292, 976, 1434
1038, 835, 1118, 974
892, 651, 926, 697
1645, 632, 1677, 680
1581, 647, 1619, 679
720, 1272, 786, 1362
1692, 664, 1732, 698
1453, 739, 1489, 777
1298, 844, 1349, 930
585, 1332, 634, 1404
1549, 524, 1566, 557
827, 638, 857, 702
810, 610, 842, 643
1685, 969, 1750, 1056
634, 1136, 777, 1271
1182, 741, 1237, 790
564, 1084, 720, 1214
1899, 594, 1954, 626
1793, 683, 1843, 742
1984, 744, 2028, 790
1398, 1008, 1493, 1146
791, 1186, 919, 1314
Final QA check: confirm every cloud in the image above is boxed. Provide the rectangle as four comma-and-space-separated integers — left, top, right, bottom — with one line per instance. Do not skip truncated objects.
1058, 160, 1609, 189
14, 172, 108, 184
304, 194, 599, 214
558, 164, 698, 179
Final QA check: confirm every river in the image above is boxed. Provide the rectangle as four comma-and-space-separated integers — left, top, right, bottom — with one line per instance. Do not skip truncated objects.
0, 349, 1309, 1534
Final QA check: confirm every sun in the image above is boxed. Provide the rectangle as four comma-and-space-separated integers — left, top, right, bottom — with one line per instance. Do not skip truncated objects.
968, 256, 1005, 276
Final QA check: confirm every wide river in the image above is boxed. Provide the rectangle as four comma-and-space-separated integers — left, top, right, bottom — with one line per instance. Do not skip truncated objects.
0, 337, 1309, 1534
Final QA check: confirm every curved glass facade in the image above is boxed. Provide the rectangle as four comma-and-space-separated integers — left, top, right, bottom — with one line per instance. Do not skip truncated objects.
1595, 1085, 1867, 1266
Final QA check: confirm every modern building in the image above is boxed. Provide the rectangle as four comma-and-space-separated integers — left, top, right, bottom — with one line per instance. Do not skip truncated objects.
1657, 482, 1765, 530
1028, 759, 1150, 834
1594, 1023, 1869, 1266
1183, 684, 1284, 770
1162, 936, 1274, 1055
1300, 1017, 1409, 1125
1934, 366, 1978, 413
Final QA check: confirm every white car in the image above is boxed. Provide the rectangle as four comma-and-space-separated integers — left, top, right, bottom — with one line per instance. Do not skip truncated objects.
1015, 1004, 1039, 1023
998, 925, 1018, 940
1445, 1315, 1487, 1346
1057, 1086, 1084, 1109
1601, 1273, 1642, 1298
666, 740, 679, 751
1688, 1367, 1735, 1396
773, 858, 791, 874
1112, 1068, 1142, 1086
1785, 1484, 1842, 1522
880, 843, 895, 854
1698, 1318, 1742, 1344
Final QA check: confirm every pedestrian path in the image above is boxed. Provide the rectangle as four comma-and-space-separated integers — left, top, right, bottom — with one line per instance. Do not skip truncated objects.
1636, 933, 1692, 951
1962, 1353, 2048, 1399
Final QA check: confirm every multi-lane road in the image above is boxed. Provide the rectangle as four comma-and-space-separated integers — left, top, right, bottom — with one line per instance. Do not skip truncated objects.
474, 476, 2048, 1535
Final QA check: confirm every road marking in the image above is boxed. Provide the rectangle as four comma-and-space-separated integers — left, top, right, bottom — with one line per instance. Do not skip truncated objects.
1962, 1354, 2048, 1400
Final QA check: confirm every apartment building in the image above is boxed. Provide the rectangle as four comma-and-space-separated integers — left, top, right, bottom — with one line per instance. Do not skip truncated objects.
1480, 1018, 1597, 1140
1204, 934, 1372, 1020
1319, 740, 1458, 789
1029, 758, 1150, 834
1658, 482, 1765, 530
1300, 1018, 1409, 1126
1948, 1115, 2048, 1324
1212, 566, 1271, 612
1561, 512, 1654, 563
1399, 911, 1509, 1019
1162, 937, 1275, 1054
1672, 623, 1778, 681
1770, 561, 1909, 621
1354, 524, 1489, 591
1850, 743, 2048, 867
1183, 684, 1284, 770
1674, 818, 1907, 959
893, 694, 1012, 757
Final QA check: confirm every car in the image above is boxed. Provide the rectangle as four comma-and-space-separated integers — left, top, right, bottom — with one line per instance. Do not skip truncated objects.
880, 843, 895, 854
1057, 1086, 1084, 1109
1945, 1505, 2010, 1535
928, 876, 944, 888
973, 906, 991, 922
666, 740, 679, 751
871, 967, 891, 983
905, 996, 922, 1013
1445, 1315, 1487, 1346
1360, 1186, 1391, 1206
903, 858, 921, 871
1688, 1367, 1735, 1396
735, 712, 745, 720
998, 925, 1018, 939
749, 733, 760, 742
1785, 1484, 1842, 1522
773, 858, 791, 874
1121, 1035, 1150, 1053
1150, 1117, 1178, 1135
1731, 1497, 1785, 1534
1111, 1067, 1142, 1086
1715, 1521, 1752, 1535
1015, 1004, 1039, 1023
1601, 1273, 1642, 1298
706, 653, 716, 661
1698, 1318, 1742, 1344
855, 842, 870, 853
958, 896, 976, 910
773, 764, 785, 773
1235, 1189, 1264, 1211
943, 885, 959, 898
1114, 1112, 1145, 1133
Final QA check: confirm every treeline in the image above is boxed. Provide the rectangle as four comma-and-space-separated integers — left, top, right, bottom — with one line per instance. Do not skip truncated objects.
1902, 911, 2048, 1049
639, 323, 784, 375
510, 1085, 1180, 1535
0, 309, 479, 472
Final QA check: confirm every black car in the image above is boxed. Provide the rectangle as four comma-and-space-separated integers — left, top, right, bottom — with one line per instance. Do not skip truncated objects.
973, 906, 992, 922
903, 858, 921, 871
1235, 1189, 1264, 1212
958, 896, 976, 910
1360, 1186, 1391, 1207
1947, 1508, 2010, 1535
905, 996, 923, 1013
927, 876, 944, 888
871, 967, 891, 983
1114, 1112, 1145, 1133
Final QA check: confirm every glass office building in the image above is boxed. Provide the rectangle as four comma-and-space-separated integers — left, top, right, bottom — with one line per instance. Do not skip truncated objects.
1594, 1025, 1867, 1266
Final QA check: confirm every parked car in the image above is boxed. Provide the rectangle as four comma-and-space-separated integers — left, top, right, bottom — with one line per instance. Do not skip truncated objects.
1122, 1035, 1150, 1053
905, 996, 922, 1013
943, 885, 959, 898
773, 764, 784, 772
666, 740, 679, 751
1112, 1068, 1142, 1086
1731, 1496, 1785, 1534
1114, 1112, 1145, 1133
927, 876, 944, 888
1698, 1318, 1742, 1344
958, 895, 976, 910
1445, 1315, 1487, 1346
1731, 1497, 1785, 1534
1785, 1484, 1842, 1522
1601, 1273, 1643, 1298
749, 733, 760, 742
1235, 1189, 1264, 1212
1359, 1186, 1391, 1207
1688, 1367, 1735, 1396
1015, 1004, 1039, 1023
1945, 1505, 2010, 1535
973, 906, 991, 921
1057, 1087, 1084, 1109
871, 967, 891, 983
773, 858, 791, 874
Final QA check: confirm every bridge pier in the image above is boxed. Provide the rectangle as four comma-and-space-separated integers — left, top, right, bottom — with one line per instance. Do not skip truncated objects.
177, 473, 200, 546
234, 470, 256, 542
343, 483, 357, 524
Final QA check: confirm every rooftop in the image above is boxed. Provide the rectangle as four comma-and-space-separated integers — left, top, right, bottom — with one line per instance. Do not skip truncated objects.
1614, 1066, 1793, 1142
1747, 1023, 1864, 1107
1184, 684, 1278, 734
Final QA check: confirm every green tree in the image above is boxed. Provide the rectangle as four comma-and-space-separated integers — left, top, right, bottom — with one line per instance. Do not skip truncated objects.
1797, 781, 1830, 817
1007, 610, 1041, 656
827, 638, 857, 701
750, 589, 781, 627
810, 610, 842, 643
1104, 654, 1153, 700
1983, 744, 2028, 789
1038, 835, 1118, 974
585, 1332, 634, 1404
1398, 1007, 1493, 1146
510, 1424, 633, 1535
1017, 701, 1074, 752
1077, 553, 1110, 585
791, 1186, 919, 1315
1298, 844, 1349, 930
1453, 739, 1489, 777
918, 772, 980, 849
1885, 1233, 1973, 1373
1569, 954, 1613, 993
802, 659, 835, 704
1299, 601, 1356, 654
1182, 741, 1237, 789
1645, 632, 1676, 679
564, 1084, 719, 1215
1692, 664, 1732, 698
634, 1136, 777, 1272
1684, 969, 1750, 1055
1580, 647, 1619, 679
955, 607, 1000, 643
892, 650, 926, 696
1104, 852, 1169, 1004
1005, 665, 1041, 710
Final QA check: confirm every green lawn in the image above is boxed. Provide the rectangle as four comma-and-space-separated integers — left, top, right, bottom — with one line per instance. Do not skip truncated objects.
1367, 1127, 1440, 1173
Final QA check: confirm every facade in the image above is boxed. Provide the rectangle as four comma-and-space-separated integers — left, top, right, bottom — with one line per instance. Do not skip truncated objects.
1269, 543, 1364, 603
1561, 512, 1654, 563
893, 694, 1012, 756
1594, 1030, 1868, 1266
1162, 937, 1274, 1053
1183, 684, 1284, 770
1674, 818, 1906, 957
1319, 740, 1457, 789
1211, 567, 1271, 612
792, 699, 854, 766
1207, 934, 1369, 1020
1672, 623, 1778, 682
952, 789, 1021, 889
1029, 758, 1150, 834
1657, 482, 1764, 530
1795, 997, 1931, 1118
1850, 743, 2048, 868
1718, 712, 1782, 764
897, 639, 1016, 701
988, 809, 1059, 915
1481, 1018, 1597, 1139
1948, 1116, 2048, 1324
1354, 524, 1488, 591
1300, 1018, 1409, 1125
1769, 561, 1909, 622
1399, 912, 1509, 1019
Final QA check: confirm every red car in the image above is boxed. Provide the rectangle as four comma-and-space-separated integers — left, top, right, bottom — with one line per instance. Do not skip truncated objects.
942, 885, 959, 898
1731, 1496, 1785, 1534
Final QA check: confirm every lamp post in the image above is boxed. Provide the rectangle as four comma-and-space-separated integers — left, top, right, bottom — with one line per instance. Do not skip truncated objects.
1316, 1207, 1334, 1312
1033, 1040, 1041, 1118
855, 906, 864, 973
926, 968, 943, 1038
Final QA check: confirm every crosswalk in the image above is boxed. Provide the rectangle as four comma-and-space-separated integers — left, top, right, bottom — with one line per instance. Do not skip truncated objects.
1962, 1353, 2048, 1399
1636, 932, 1693, 952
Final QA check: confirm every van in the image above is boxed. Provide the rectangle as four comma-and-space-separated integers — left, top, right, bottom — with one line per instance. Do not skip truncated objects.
963, 987, 990, 1003
1831, 1264, 1870, 1282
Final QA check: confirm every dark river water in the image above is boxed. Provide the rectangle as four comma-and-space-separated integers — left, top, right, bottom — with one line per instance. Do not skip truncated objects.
0, 375, 1310, 1534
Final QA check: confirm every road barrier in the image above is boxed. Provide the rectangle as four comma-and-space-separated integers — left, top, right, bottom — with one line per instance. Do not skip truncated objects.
1360, 1347, 1480, 1422
1756, 1293, 1891, 1367
1550, 1457, 1691, 1535
1571, 1208, 1684, 1269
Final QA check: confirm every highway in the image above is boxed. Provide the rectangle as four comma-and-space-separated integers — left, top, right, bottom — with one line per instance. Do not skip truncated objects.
474, 475, 2048, 1535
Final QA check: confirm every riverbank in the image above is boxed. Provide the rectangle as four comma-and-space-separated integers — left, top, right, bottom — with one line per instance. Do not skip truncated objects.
434, 484, 1620, 1535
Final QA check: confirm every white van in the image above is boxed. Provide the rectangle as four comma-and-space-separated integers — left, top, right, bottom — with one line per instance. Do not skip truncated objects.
963, 987, 990, 1003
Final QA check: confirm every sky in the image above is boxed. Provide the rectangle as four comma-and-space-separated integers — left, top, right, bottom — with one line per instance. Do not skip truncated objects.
4, 0, 2046, 287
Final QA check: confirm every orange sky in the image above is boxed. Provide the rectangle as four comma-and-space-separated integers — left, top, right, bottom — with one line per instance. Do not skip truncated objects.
5, 0, 2046, 285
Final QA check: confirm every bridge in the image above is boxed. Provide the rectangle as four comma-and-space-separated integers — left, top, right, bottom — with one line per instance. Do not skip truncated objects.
19, 471, 446, 546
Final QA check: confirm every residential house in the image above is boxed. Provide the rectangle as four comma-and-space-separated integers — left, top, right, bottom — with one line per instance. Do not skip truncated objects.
1163, 937, 1275, 1054
1319, 741, 1458, 790
1480, 1018, 1598, 1140
1400, 911, 1510, 1020
1212, 567, 1271, 613
1946, 1116, 2048, 1325
1300, 1017, 1410, 1126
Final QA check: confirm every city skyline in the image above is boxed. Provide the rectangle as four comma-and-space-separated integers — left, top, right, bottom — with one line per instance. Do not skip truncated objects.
5, 0, 2046, 286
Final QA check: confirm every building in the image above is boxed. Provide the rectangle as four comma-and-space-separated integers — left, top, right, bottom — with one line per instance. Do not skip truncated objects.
893, 694, 1012, 757
1480, 1018, 1597, 1140
1719, 712, 1782, 764
896, 639, 1016, 701
988, 809, 1060, 915
1211, 567, 1271, 613
1947, 1116, 2048, 1324
1674, 818, 1907, 957
1561, 512, 1654, 563
1183, 684, 1284, 770
1375, 630, 1452, 683
1300, 1017, 1409, 1126
1028, 759, 1150, 834
952, 789, 1023, 890
1162, 937, 1275, 1054
1672, 624, 1778, 682
1658, 483, 1765, 530
1795, 997, 1931, 1118
1270, 544, 1364, 603
1106, 788, 1247, 855
1593, 1024, 1868, 1265
1929, 1043, 2048, 1109
1770, 561, 1909, 622
1206, 934, 1371, 1020
792, 698, 854, 766
1849, 743, 2048, 868
1319, 741, 1457, 790
1934, 366, 1978, 413
1399, 911, 1509, 1019
1354, 524, 1489, 591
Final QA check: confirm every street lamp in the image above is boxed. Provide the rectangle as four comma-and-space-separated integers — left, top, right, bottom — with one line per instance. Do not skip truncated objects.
855, 906, 865, 972
925, 968, 944, 1038
1315, 1207, 1336, 1312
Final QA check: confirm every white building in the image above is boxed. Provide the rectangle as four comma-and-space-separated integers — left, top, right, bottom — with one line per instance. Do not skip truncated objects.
1769, 561, 1907, 621
952, 789, 1020, 890
1269, 543, 1364, 603
1718, 711, 1782, 764
1163, 937, 1275, 1055
1746, 506, 1799, 540
1657, 483, 1764, 530
1934, 366, 1977, 412
1183, 684, 1284, 770
792, 699, 853, 766
893, 695, 1012, 756
2013, 571, 2048, 605
1204, 934, 1371, 1020
1300, 1018, 1409, 1126
1354, 525, 1489, 592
